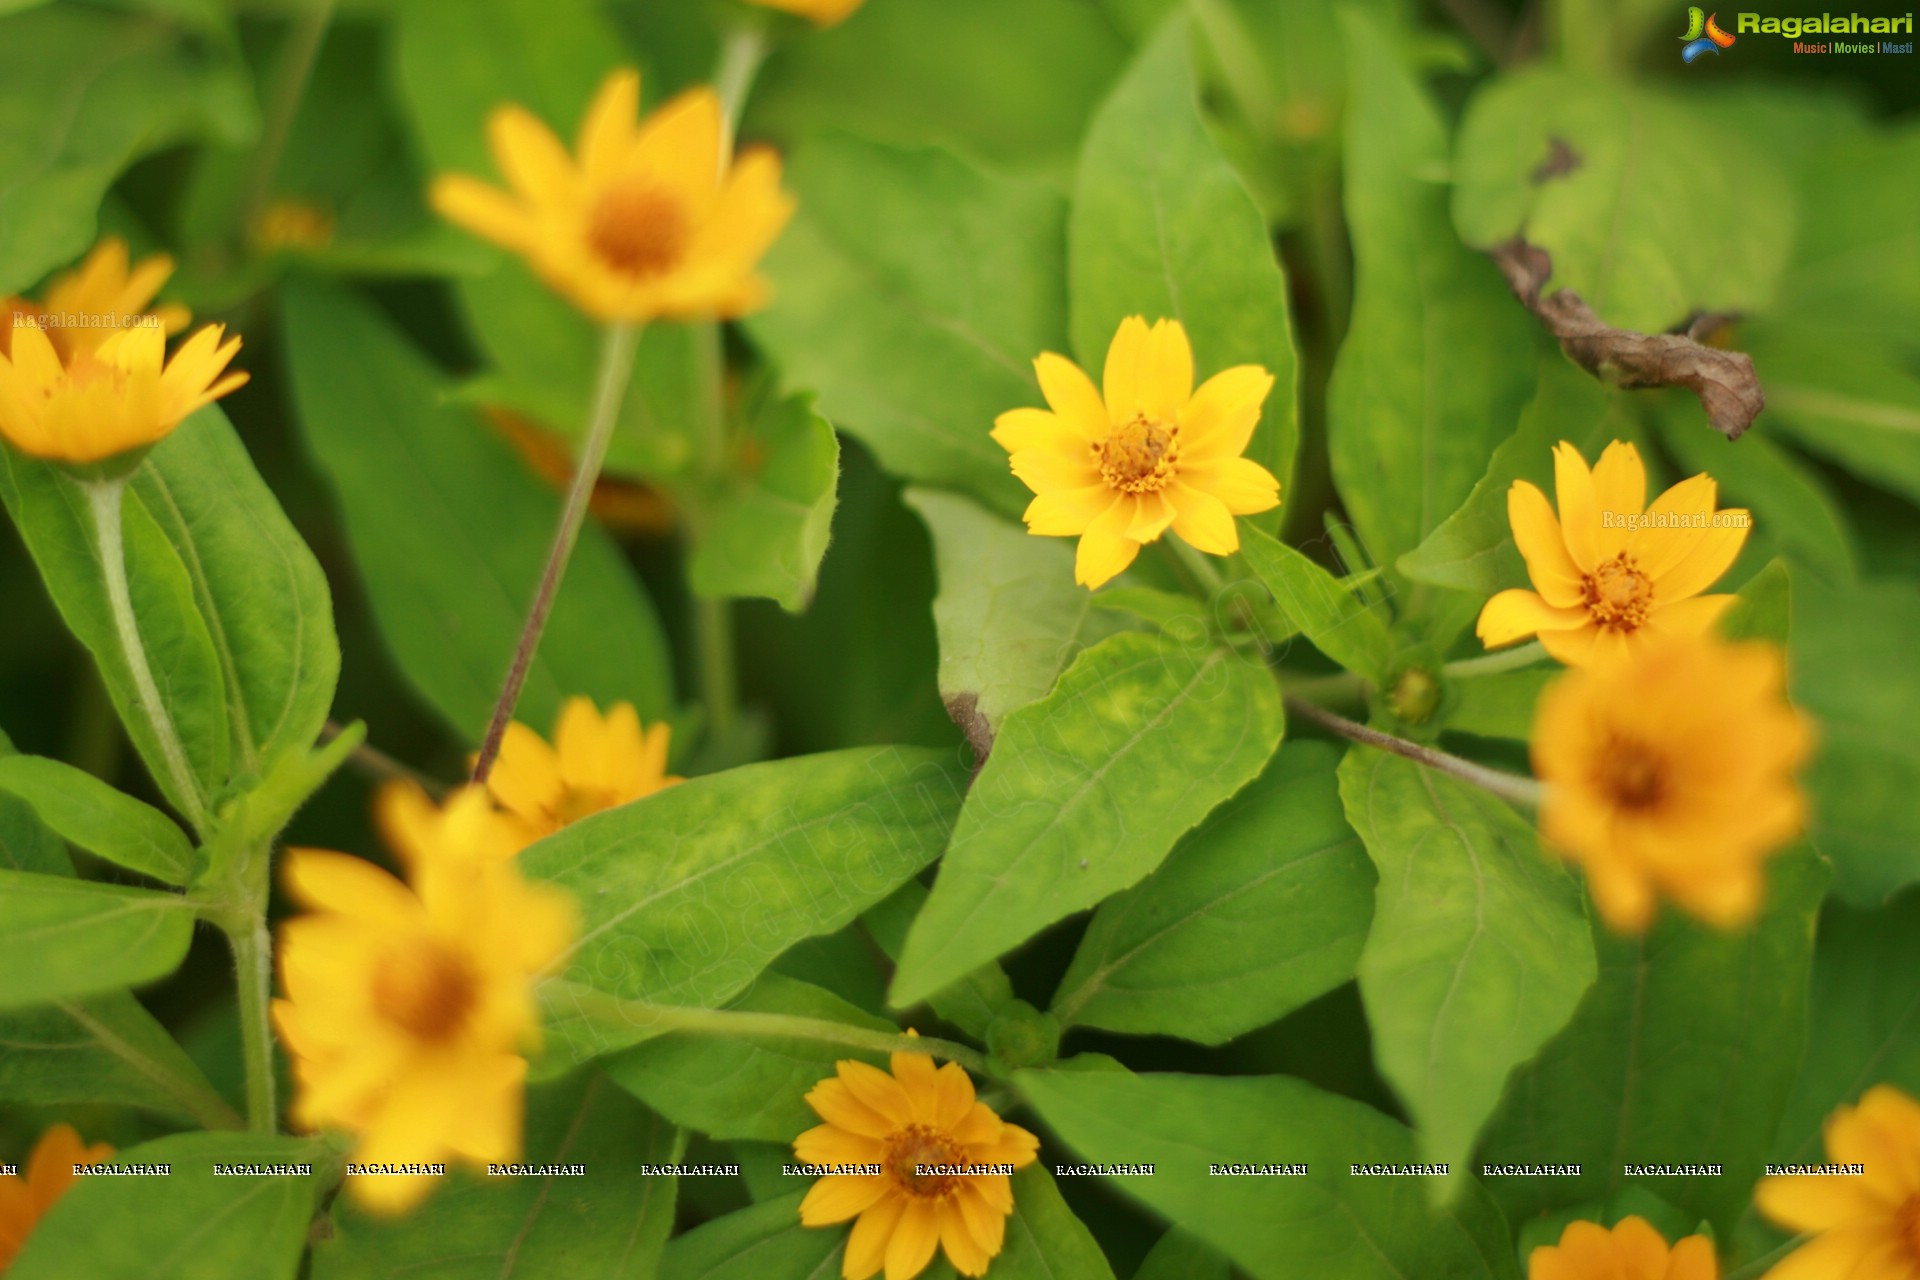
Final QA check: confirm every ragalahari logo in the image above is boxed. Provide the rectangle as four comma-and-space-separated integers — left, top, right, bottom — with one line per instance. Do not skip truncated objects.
1681, 7, 1738, 60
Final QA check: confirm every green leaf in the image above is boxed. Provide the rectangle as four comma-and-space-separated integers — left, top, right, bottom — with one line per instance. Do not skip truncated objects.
1451, 69, 1795, 333
0, 870, 194, 1009
1745, 321, 1920, 511
1446, 666, 1555, 742
1772, 122, 1920, 336
1, 450, 230, 821
525, 747, 966, 1021
1476, 849, 1827, 1235
747, 136, 1068, 518
1399, 359, 1643, 596
1341, 749, 1594, 1182
993, 1165, 1118, 1280
658, 1193, 842, 1280
1772, 891, 1920, 1167
1327, 12, 1538, 574
0, 991, 231, 1121
904, 488, 1130, 735
281, 278, 673, 741
605, 973, 893, 1143
892, 632, 1284, 1007
1790, 575, 1920, 901
690, 394, 841, 612
1052, 742, 1372, 1044
1133, 1229, 1231, 1280
862, 881, 1015, 1041
0, 730, 70, 875
1069, 14, 1300, 504
8, 1133, 323, 1280
314, 1071, 680, 1280
1723, 558, 1791, 646
0, 4, 255, 293
745, 0, 1134, 178
130, 406, 341, 779
1656, 404, 1854, 583
0, 755, 193, 884
1240, 526, 1393, 682
1017, 1068, 1520, 1279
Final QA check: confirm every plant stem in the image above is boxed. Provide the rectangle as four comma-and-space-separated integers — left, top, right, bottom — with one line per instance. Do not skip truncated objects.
687, 321, 740, 744
473, 323, 642, 782
222, 905, 278, 1134
1444, 641, 1549, 679
322, 719, 445, 798
239, 0, 335, 237
1170, 538, 1227, 599
562, 984, 990, 1075
1284, 694, 1547, 808
86, 478, 210, 832
714, 23, 771, 155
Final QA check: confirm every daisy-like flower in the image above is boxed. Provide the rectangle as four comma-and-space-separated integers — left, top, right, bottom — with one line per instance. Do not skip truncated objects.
746, 0, 866, 25
1755, 1085, 1920, 1280
992, 316, 1281, 589
253, 199, 337, 253
1531, 632, 1812, 931
0, 322, 246, 466
1478, 440, 1750, 667
1527, 1216, 1718, 1280
795, 1037, 1040, 1279
0, 1125, 113, 1271
480, 696, 681, 840
273, 787, 577, 1213
430, 69, 795, 323
0, 237, 190, 364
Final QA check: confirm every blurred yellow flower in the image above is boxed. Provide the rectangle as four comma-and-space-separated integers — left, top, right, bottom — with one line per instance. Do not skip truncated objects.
253, 199, 337, 253
273, 787, 577, 1214
795, 1035, 1040, 1279
0, 322, 245, 466
5, 237, 191, 363
0, 1124, 113, 1272
1478, 441, 1750, 667
484, 696, 681, 839
747, 0, 866, 26
1531, 633, 1811, 932
376, 778, 532, 868
430, 69, 794, 323
1756, 1085, 1920, 1280
1527, 1216, 1718, 1280
993, 316, 1281, 589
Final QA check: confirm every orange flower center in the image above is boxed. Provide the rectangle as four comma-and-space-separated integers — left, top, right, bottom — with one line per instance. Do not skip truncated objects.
885, 1124, 965, 1199
1095, 415, 1178, 493
587, 181, 687, 278
1598, 738, 1668, 812
1582, 554, 1654, 631
372, 941, 478, 1043
1899, 1194, 1920, 1261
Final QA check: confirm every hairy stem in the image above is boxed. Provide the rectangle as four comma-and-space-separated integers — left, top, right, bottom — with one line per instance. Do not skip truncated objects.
1284, 694, 1547, 808
87, 478, 209, 831
687, 321, 740, 744
473, 323, 642, 782
220, 900, 277, 1133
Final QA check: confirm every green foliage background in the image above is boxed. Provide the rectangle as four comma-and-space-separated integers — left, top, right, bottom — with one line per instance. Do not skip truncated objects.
0, 0, 1916, 1277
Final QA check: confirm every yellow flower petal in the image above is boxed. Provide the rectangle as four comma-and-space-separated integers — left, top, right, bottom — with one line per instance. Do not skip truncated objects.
1628, 474, 1720, 577
430, 174, 538, 250
1180, 364, 1271, 459
1074, 495, 1140, 588
1137, 318, 1193, 423
1033, 352, 1106, 440
577, 67, 640, 179
1551, 440, 1602, 571
1652, 517, 1750, 602
1167, 481, 1238, 555
1477, 589, 1585, 649
1009, 445, 1099, 494
1180, 456, 1280, 515
885, 1198, 941, 1280
1023, 483, 1110, 536
1102, 315, 1152, 425
990, 407, 1066, 454
1754, 1227, 1887, 1280
1588, 440, 1646, 557
487, 105, 577, 202
1508, 480, 1585, 608
844, 1193, 907, 1280
801, 1174, 890, 1225
937, 1198, 992, 1276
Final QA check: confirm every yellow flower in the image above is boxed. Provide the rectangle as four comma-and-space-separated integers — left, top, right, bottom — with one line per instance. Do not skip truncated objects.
1531, 632, 1812, 931
0, 1125, 113, 1272
1478, 440, 1750, 667
430, 69, 795, 323
482, 696, 681, 839
1527, 1216, 1718, 1280
273, 787, 577, 1213
992, 316, 1281, 589
795, 1037, 1040, 1279
253, 199, 337, 253
0, 321, 246, 465
1756, 1085, 1920, 1280
18, 237, 190, 362
746, 0, 867, 26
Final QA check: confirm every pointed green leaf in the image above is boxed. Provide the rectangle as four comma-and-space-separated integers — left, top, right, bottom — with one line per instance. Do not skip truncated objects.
0, 871, 194, 1009
690, 394, 840, 612
0, 730, 70, 875
1341, 749, 1594, 1182
0, 991, 232, 1123
1133, 1230, 1230, 1280
1052, 742, 1372, 1044
1070, 14, 1299, 502
0, 756, 193, 884
1747, 321, 1920, 511
1240, 526, 1393, 682
892, 633, 1283, 1007
863, 880, 1015, 1040
1328, 12, 1537, 573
